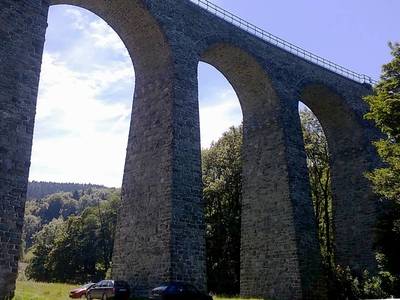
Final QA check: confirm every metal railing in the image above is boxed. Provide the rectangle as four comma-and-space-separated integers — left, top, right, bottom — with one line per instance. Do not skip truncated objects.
190, 0, 377, 85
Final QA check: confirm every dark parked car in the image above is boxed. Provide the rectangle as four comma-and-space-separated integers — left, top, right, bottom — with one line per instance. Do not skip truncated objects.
69, 283, 95, 298
150, 282, 213, 300
87, 280, 130, 300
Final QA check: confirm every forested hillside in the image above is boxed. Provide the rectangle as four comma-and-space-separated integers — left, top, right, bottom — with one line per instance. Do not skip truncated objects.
27, 181, 106, 200
22, 183, 121, 283
24, 188, 120, 283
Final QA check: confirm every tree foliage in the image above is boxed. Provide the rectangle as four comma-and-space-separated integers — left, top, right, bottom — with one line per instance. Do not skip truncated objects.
27, 181, 105, 200
300, 108, 334, 267
22, 188, 119, 251
25, 188, 121, 283
364, 42, 400, 277
202, 126, 242, 295
202, 120, 333, 294
25, 218, 65, 282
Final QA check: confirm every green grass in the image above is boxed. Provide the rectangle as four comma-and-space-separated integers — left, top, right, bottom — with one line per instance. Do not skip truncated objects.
14, 280, 261, 300
13, 281, 76, 300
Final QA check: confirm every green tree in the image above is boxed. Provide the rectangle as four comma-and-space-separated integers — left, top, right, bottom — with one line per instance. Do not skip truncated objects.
202, 121, 333, 294
300, 108, 334, 268
25, 218, 65, 282
364, 42, 400, 278
45, 214, 102, 283
22, 213, 41, 250
22, 187, 121, 256
26, 190, 121, 283
202, 126, 242, 295
37, 192, 78, 224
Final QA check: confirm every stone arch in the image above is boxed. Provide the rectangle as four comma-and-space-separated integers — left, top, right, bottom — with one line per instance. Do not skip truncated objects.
1, 0, 208, 298
47, 1, 184, 294
198, 41, 325, 300
50, 0, 172, 75
298, 82, 378, 273
196, 61, 242, 294
199, 41, 276, 114
44, 1, 207, 296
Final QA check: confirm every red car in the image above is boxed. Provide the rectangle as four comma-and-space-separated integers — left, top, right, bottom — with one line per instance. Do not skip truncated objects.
69, 283, 95, 298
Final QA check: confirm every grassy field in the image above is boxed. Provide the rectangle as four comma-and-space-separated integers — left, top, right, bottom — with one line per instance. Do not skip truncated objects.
14, 281, 75, 300
13, 280, 260, 300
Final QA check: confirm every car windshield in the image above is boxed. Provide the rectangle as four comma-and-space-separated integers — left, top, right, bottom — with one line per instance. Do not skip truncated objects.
83, 283, 94, 289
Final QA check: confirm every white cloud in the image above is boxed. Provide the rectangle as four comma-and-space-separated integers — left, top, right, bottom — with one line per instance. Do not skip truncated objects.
29, 6, 135, 187
89, 20, 129, 54
36, 53, 132, 133
199, 89, 242, 147
30, 51, 133, 187
54, 6, 132, 71
65, 8, 86, 30
65, 6, 125, 53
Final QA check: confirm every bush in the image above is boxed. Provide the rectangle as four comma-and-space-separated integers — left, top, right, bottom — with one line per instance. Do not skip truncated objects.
327, 264, 399, 299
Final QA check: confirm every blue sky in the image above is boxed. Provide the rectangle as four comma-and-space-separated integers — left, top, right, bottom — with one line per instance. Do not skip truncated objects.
28, 0, 400, 187
211, 0, 400, 79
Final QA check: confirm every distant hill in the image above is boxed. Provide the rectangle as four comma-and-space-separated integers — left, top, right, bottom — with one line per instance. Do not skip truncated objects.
27, 181, 106, 200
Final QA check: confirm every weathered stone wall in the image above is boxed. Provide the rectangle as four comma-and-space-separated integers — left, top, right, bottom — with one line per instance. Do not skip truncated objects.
0, 0, 379, 299
0, 0, 49, 298
48, 0, 207, 296
199, 44, 325, 299
154, 1, 378, 298
300, 83, 380, 274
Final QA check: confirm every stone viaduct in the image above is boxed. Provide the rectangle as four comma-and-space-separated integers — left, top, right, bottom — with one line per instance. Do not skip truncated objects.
0, 0, 380, 299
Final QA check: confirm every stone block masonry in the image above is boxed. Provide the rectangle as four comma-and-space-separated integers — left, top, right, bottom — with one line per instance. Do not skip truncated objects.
0, 0, 380, 299
0, 0, 49, 298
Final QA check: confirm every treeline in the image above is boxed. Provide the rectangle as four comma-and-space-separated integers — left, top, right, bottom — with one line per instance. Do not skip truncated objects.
23, 187, 120, 283
27, 181, 106, 200
23, 187, 119, 250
